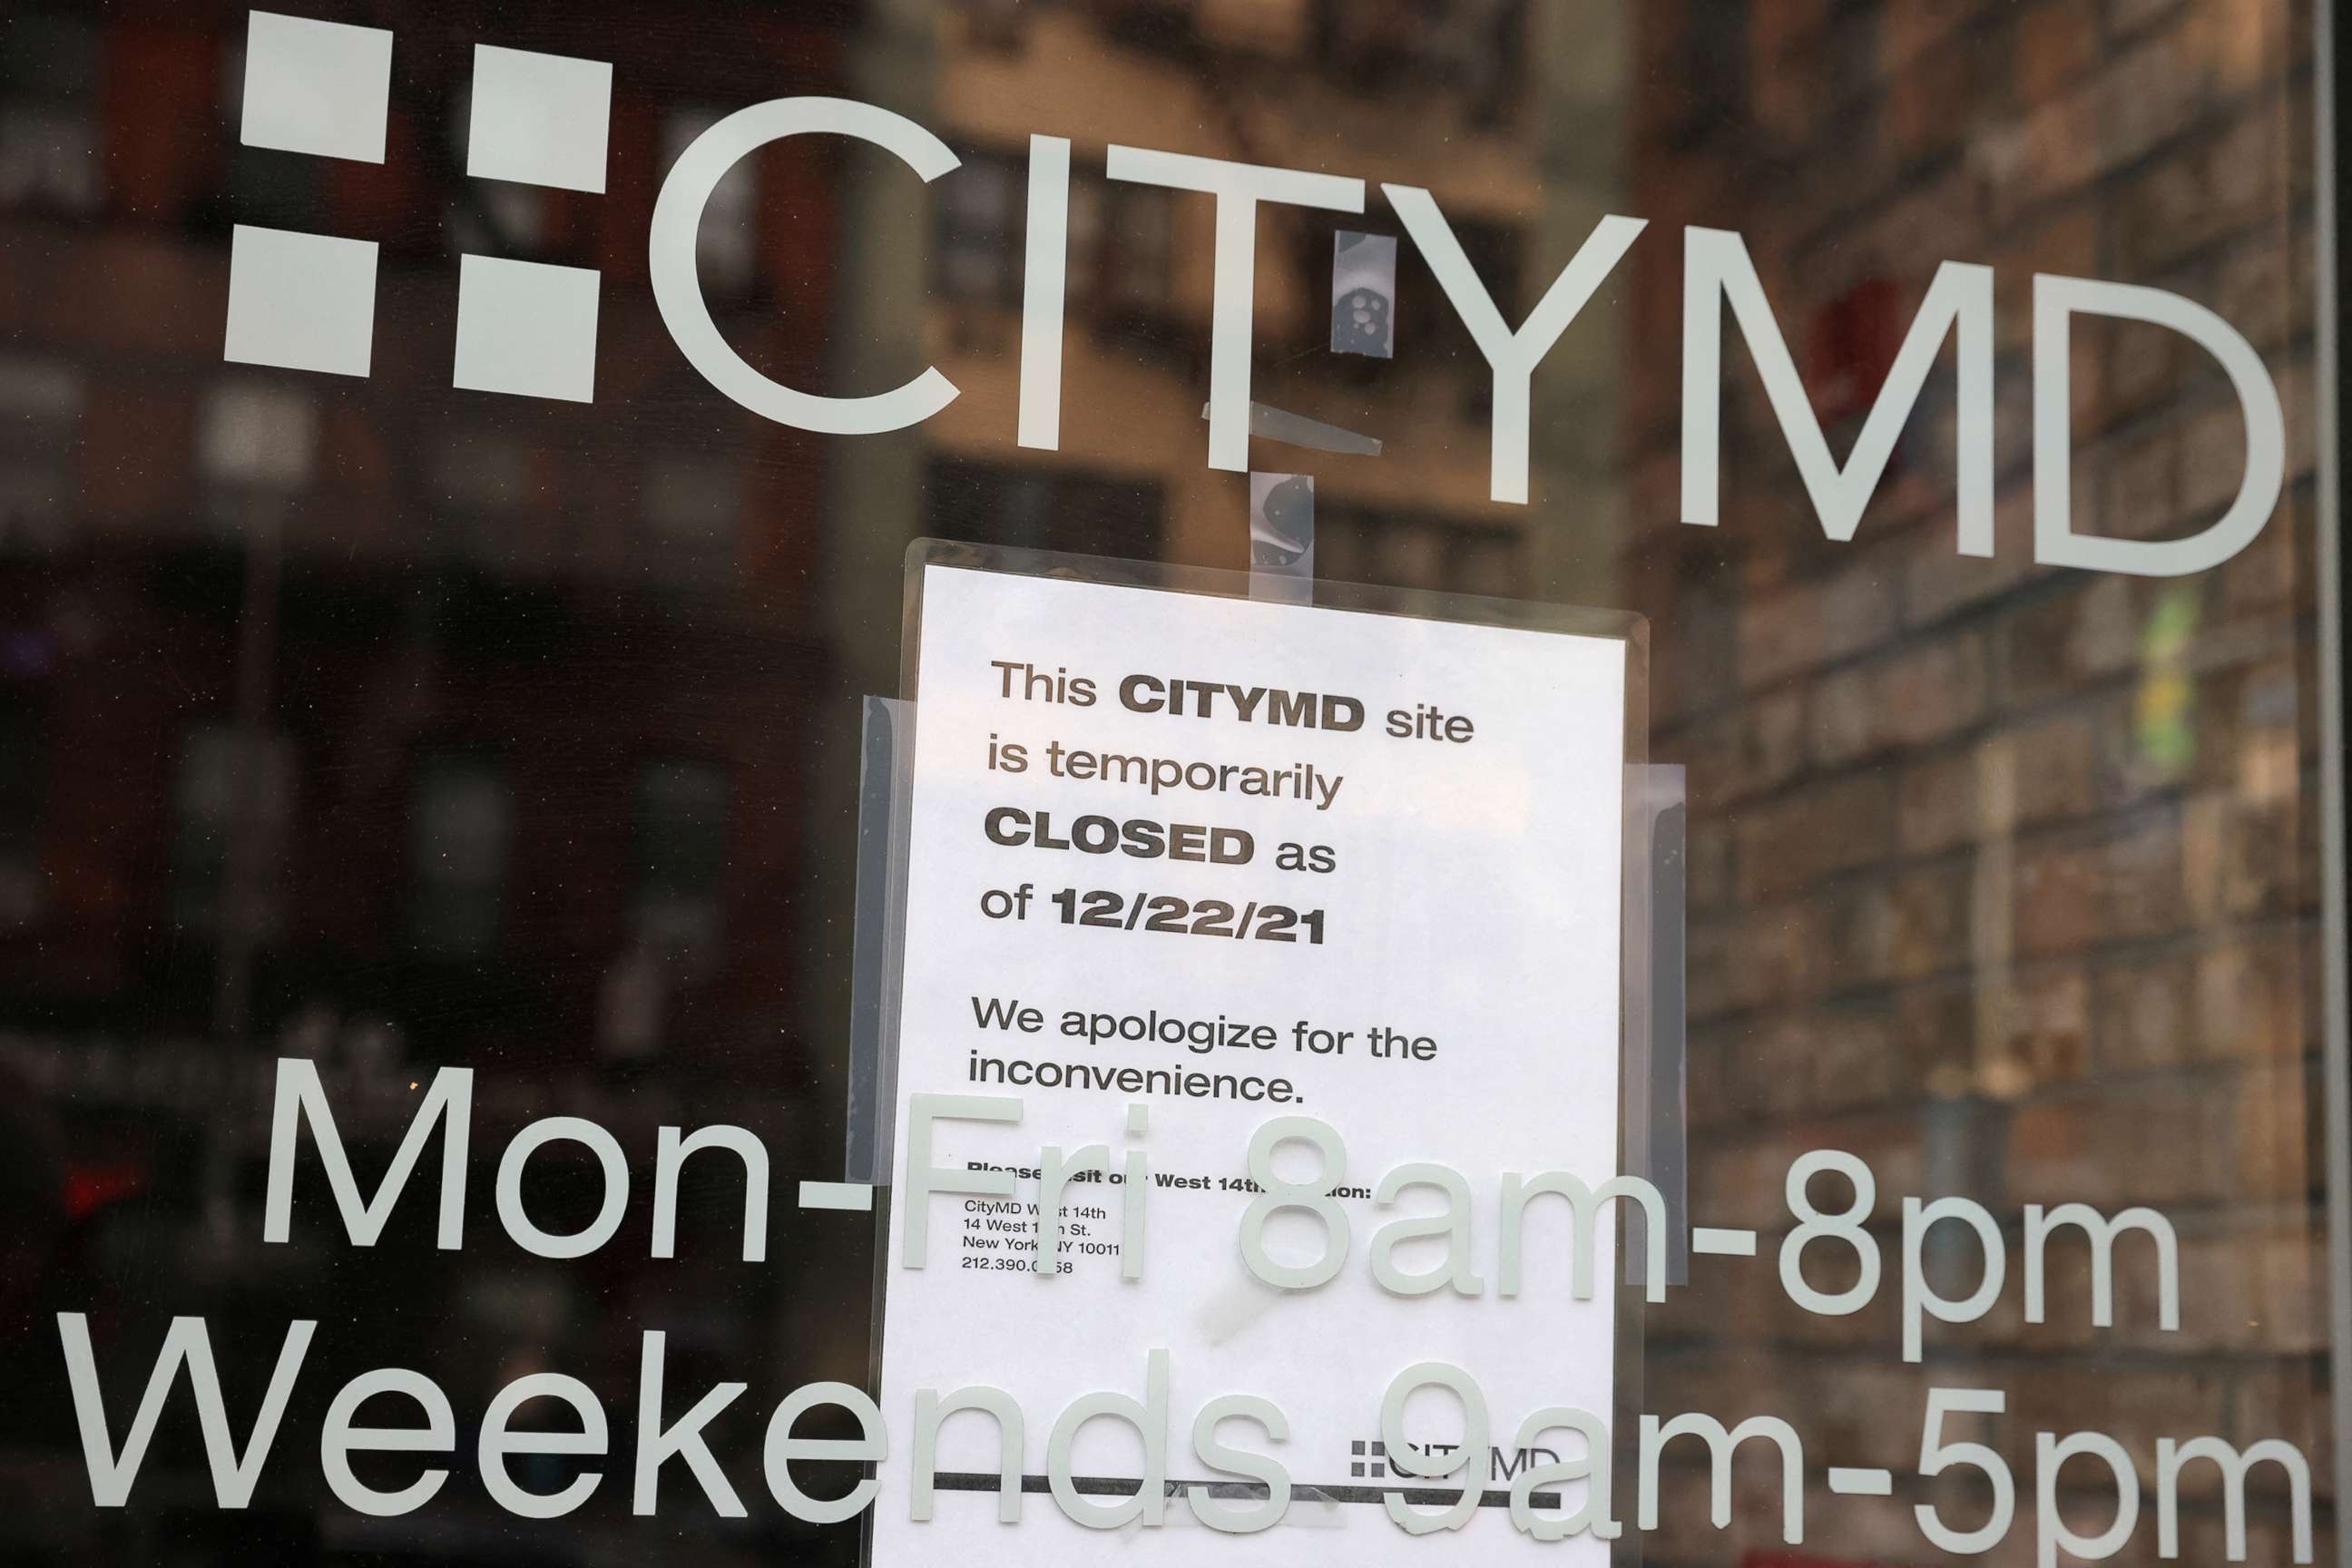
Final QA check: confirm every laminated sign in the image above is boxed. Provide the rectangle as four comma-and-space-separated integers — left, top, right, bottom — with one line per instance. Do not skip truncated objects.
871, 549, 1640, 1564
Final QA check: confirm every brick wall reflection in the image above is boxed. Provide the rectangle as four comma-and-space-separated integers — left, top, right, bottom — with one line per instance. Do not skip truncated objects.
1622, 2, 2331, 1563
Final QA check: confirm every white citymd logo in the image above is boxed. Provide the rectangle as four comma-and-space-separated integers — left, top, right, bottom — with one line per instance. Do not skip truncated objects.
215, 11, 2288, 576
221, 11, 610, 403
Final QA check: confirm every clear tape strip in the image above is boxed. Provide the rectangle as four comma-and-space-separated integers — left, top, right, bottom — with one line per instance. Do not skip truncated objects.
1624, 762, 1689, 1289
846, 694, 914, 1186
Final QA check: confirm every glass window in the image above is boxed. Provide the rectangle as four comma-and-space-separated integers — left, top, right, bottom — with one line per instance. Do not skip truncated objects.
0, 14, 99, 217
663, 105, 758, 299
407, 753, 513, 956
0, 358, 81, 554
928, 456, 1166, 558
630, 757, 729, 965
0, 5, 2339, 1566
171, 723, 294, 939
0, 700, 45, 928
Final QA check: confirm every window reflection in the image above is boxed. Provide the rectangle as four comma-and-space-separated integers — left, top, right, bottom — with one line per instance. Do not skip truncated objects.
0, 15, 99, 218
0, 0, 2332, 1564
408, 753, 513, 957
630, 757, 730, 975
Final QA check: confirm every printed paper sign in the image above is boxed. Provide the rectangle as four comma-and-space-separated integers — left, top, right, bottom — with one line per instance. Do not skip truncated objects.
872, 562, 1629, 1565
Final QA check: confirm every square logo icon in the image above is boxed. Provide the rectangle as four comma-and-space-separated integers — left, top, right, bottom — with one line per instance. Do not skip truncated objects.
223, 225, 378, 377
240, 11, 392, 164
467, 44, 612, 194
453, 255, 601, 403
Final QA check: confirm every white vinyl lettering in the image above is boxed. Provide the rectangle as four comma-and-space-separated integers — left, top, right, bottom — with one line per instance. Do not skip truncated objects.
651, 97, 961, 433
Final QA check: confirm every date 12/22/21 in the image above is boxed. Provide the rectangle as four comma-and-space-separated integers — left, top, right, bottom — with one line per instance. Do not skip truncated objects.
976, 882, 1328, 943
1052, 887, 1324, 942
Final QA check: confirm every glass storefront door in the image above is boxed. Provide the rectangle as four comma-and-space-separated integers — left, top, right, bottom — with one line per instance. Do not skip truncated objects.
0, 1, 2341, 1563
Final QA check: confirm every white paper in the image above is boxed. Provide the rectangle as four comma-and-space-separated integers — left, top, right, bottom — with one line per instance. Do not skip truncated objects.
872, 564, 1627, 1565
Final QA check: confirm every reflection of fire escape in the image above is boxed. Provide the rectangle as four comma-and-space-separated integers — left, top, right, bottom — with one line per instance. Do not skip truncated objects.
1071, 0, 1279, 216
1078, 0, 1524, 326
1324, 0, 1520, 113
